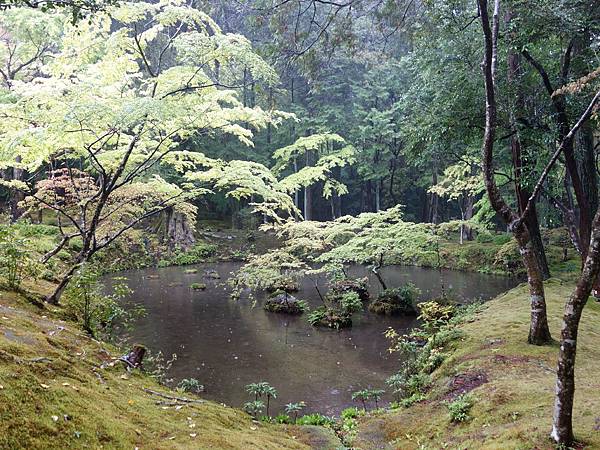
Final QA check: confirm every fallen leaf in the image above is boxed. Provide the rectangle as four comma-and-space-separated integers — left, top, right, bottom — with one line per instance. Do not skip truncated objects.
189, 433, 197, 438
0, 385, 4, 390
250, 426, 257, 431
127, 399, 135, 405
40, 384, 50, 389
189, 423, 195, 428
175, 405, 183, 410
51, 415, 59, 422
135, 429, 141, 435
120, 374, 129, 380
62, 382, 70, 386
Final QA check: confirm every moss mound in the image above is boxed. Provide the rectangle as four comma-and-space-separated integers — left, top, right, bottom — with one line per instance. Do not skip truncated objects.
328, 277, 370, 302
264, 293, 306, 314
368, 285, 419, 316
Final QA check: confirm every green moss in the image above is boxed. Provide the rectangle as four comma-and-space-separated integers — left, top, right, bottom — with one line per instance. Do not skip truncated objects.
0, 291, 309, 450
355, 281, 600, 449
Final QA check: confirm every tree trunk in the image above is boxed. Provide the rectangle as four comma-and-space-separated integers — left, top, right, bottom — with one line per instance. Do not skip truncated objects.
524, 201, 550, 279
47, 255, 86, 305
478, 0, 552, 345
428, 167, 439, 224
552, 208, 600, 445
507, 23, 551, 279
303, 150, 315, 220
513, 225, 552, 344
9, 156, 25, 222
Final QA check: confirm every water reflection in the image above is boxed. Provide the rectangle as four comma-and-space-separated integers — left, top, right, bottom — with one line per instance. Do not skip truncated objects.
106, 263, 517, 415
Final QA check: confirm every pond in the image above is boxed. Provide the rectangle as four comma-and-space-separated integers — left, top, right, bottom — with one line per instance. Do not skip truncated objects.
106, 263, 518, 416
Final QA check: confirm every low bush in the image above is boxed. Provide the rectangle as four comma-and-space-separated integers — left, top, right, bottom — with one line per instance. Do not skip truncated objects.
447, 394, 474, 422
177, 378, 204, 393
296, 413, 335, 427
158, 242, 217, 267
369, 284, 420, 316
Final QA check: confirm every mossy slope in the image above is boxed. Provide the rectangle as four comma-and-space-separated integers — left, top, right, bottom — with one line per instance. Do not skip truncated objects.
354, 280, 600, 449
0, 291, 311, 450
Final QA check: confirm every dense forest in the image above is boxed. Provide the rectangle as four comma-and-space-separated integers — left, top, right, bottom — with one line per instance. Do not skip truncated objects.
0, 0, 599, 449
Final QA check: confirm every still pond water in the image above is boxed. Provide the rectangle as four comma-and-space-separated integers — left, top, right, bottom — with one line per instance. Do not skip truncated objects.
107, 263, 517, 415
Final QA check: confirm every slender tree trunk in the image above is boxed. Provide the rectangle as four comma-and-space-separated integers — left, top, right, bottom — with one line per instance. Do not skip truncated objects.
552, 208, 600, 445
429, 167, 439, 224
9, 156, 25, 222
47, 252, 87, 305
506, 21, 551, 279
303, 149, 315, 221
513, 226, 552, 344
478, 0, 552, 345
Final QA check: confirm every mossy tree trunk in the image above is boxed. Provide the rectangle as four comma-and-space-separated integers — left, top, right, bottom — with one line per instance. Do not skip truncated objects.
478, 0, 552, 346
552, 208, 600, 445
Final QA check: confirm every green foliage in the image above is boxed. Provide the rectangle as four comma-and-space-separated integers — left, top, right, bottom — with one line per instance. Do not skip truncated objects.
296, 413, 335, 427
243, 400, 265, 418
230, 249, 307, 296
63, 265, 139, 339
263, 293, 307, 314
158, 243, 217, 267
447, 394, 474, 423
177, 378, 203, 394
341, 407, 360, 420
307, 307, 328, 326
351, 388, 385, 410
284, 401, 306, 423
307, 291, 361, 329
0, 224, 41, 289
274, 414, 291, 424
369, 284, 420, 316
418, 301, 455, 334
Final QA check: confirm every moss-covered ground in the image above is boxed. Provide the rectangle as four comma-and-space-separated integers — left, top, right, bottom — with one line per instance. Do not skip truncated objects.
0, 289, 340, 450
354, 280, 600, 449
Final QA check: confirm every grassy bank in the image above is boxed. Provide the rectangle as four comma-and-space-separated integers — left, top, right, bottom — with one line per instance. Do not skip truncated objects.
354, 280, 600, 449
0, 289, 340, 450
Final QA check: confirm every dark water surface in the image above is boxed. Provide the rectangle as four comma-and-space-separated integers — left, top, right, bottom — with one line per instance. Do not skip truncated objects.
106, 263, 517, 415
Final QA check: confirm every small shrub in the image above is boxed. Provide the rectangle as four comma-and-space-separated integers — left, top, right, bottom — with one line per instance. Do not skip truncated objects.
296, 413, 335, 427
0, 225, 42, 289
491, 233, 512, 246
243, 400, 265, 418
264, 292, 307, 314
447, 394, 474, 422
63, 266, 139, 339
177, 378, 204, 393
341, 407, 360, 420
275, 414, 291, 424
328, 277, 370, 302
418, 301, 455, 333
158, 242, 217, 267
284, 401, 306, 423
399, 392, 427, 408
307, 307, 328, 326
369, 284, 420, 316
339, 291, 363, 314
